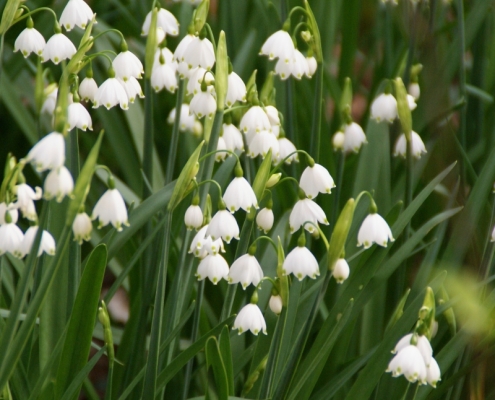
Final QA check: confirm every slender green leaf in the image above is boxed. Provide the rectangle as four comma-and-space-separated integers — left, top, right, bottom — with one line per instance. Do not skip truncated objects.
54, 244, 108, 399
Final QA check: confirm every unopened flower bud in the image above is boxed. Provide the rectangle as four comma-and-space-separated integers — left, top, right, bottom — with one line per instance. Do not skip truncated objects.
269, 295, 283, 314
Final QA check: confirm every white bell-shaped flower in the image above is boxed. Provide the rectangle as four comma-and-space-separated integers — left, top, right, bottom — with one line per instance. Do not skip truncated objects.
42, 33, 76, 64
142, 8, 179, 37
60, 0, 94, 31
393, 334, 433, 367
167, 104, 196, 131
248, 130, 279, 159
215, 136, 228, 162
240, 105, 271, 140
151, 61, 177, 93
274, 57, 293, 80
269, 295, 283, 314
189, 90, 216, 119
222, 123, 244, 153
265, 105, 280, 126
357, 212, 394, 248
408, 94, 417, 111
183, 37, 215, 70
283, 244, 320, 281
289, 197, 329, 234
14, 184, 42, 221
0, 221, 24, 258
93, 76, 129, 110
79, 77, 98, 102
233, 303, 267, 335
223, 176, 259, 213
184, 204, 203, 230
113, 51, 143, 81
226, 72, 246, 107
306, 56, 317, 78
332, 131, 345, 151
173, 33, 195, 75
260, 30, 295, 63
14, 26, 45, 57
72, 211, 92, 244
187, 67, 214, 95
26, 132, 65, 172
299, 163, 335, 199
92, 188, 129, 231
118, 77, 144, 103
386, 345, 427, 384
343, 122, 367, 153
189, 225, 209, 258
370, 93, 398, 123
68, 102, 93, 131
276, 137, 297, 164
333, 258, 350, 283
21, 226, 56, 257
426, 358, 441, 388
200, 236, 225, 256
409, 82, 420, 100
394, 131, 427, 159
291, 49, 309, 79
0, 203, 18, 225
154, 46, 174, 66
41, 87, 59, 115
196, 253, 229, 284
256, 207, 274, 233
44, 166, 74, 202
228, 253, 263, 289
206, 209, 239, 244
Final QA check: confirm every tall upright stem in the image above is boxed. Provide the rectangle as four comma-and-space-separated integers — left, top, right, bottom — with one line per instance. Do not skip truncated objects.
310, 63, 324, 162
165, 80, 185, 184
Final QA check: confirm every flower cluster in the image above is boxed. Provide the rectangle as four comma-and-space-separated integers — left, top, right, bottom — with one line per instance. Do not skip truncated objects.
387, 334, 441, 387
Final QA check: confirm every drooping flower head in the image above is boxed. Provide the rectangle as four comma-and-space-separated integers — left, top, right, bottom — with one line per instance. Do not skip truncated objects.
14, 18, 45, 58
233, 302, 267, 335
299, 159, 335, 199
223, 164, 259, 213
59, 0, 94, 31
357, 212, 394, 249
282, 233, 320, 281
25, 132, 65, 172
228, 245, 264, 289
92, 176, 129, 231
370, 92, 398, 123
393, 131, 427, 159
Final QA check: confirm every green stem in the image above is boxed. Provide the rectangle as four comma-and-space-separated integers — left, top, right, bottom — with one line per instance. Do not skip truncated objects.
0, 34, 4, 101
310, 62, 324, 162
165, 79, 185, 184
142, 211, 173, 399
67, 128, 81, 316
331, 151, 345, 226
181, 280, 205, 400
143, 79, 154, 198
401, 382, 411, 400
183, 108, 225, 395
219, 216, 255, 321
198, 110, 224, 207
456, 0, 467, 188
